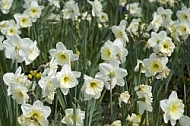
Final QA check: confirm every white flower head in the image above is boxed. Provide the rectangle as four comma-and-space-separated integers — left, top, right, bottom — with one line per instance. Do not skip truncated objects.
9, 84, 29, 104
160, 91, 184, 126
1, 20, 21, 37
24, 40, 40, 65
158, 37, 175, 57
49, 42, 79, 65
177, 5, 190, 23
134, 59, 146, 73
3, 35, 30, 63
39, 74, 59, 97
18, 100, 51, 126
88, 0, 103, 17
148, 12, 163, 32
14, 13, 32, 28
3, 66, 28, 87
56, 64, 81, 95
126, 2, 142, 17
0, 0, 13, 14
118, 91, 130, 107
24, 1, 44, 22
157, 7, 173, 28
95, 60, 128, 90
62, 0, 80, 21
61, 108, 85, 126
82, 75, 104, 100
127, 113, 141, 126
101, 40, 119, 61
112, 20, 129, 44
143, 53, 168, 78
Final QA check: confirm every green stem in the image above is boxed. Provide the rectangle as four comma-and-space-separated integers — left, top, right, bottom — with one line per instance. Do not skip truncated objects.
85, 101, 88, 126
110, 80, 114, 123
88, 99, 96, 126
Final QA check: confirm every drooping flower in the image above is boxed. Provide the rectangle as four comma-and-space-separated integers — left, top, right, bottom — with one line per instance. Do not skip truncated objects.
118, 91, 130, 107
160, 91, 184, 126
62, 0, 80, 21
127, 113, 141, 126
18, 100, 51, 126
126, 2, 142, 17
0, 0, 13, 14
135, 84, 153, 114
88, 0, 103, 17
61, 108, 85, 126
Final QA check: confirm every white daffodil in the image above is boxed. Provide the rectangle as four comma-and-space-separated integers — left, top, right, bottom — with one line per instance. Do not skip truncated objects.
177, 5, 190, 23
24, 1, 44, 22
98, 12, 108, 23
127, 18, 141, 35
177, 22, 190, 40
1, 20, 21, 37
3, 35, 30, 63
42, 58, 58, 76
148, 12, 163, 32
119, 0, 127, 7
14, 13, 32, 28
127, 113, 141, 126
160, 91, 184, 126
113, 39, 128, 63
39, 74, 59, 97
95, 60, 127, 90
48, 0, 60, 8
143, 53, 168, 78
49, 42, 79, 65
0, 0, 13, 14
61, 108, 85, 126
44, 91, 55, 104
56, 64, 81, 95
126, 2, 142, 17
23, 0, 38, 8
134, 59, 146, 73
62, 0, 80, 21
24, 40, 40, 65
107, 120, 121, 126
3, 66, 28, 87
135, 84, 153, 114
88, 0, 102, 17
158, 37, 175, 57
112, 20, 129, 44
0, 35, 4, 51
118, 91, 130, 107
81, 75, 104, 100
168, 21, 180, 42
101, 40, 119, 61
18, 100, 51, 126
157, 7, 173, 28
9, 83, 29, 104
